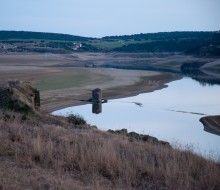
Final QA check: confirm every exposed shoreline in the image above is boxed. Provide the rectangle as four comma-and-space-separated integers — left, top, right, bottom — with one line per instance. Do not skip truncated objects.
46, 72, 181, 113
1, 52, 220, 135
200, 116, 220, 136
0, 53, 186, 113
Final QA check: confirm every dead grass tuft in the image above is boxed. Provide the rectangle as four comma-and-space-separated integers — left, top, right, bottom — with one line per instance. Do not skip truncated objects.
0, 109, 219, 189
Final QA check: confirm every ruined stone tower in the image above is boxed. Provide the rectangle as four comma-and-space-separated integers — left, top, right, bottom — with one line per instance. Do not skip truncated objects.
92, 88, 102, 103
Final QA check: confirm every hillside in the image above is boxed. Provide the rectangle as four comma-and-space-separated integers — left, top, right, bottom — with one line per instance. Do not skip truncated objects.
111, 32, 220, 56
0, 31, 98, 54
103, 31, 214, 41
1, 30, 219, 55
0, 108, 220, 190
0, 31, 94, 42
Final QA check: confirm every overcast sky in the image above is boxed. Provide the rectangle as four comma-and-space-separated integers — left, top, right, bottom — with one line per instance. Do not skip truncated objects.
1, 0, 220, 37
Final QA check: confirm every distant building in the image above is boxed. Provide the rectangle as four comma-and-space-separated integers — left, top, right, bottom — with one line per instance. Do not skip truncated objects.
72, 43, 82, 50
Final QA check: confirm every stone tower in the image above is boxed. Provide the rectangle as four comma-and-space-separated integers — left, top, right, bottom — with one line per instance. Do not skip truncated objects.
92, 88, 102, 103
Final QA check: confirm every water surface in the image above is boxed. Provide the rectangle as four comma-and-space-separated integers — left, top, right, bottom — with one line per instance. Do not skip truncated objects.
53, 77, 220, 160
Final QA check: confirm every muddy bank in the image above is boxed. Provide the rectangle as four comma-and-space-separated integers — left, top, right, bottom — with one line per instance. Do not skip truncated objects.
0, 53, 181, 113
4, 52, 220, 113
45, 72, 180, 113
200, 116, 220, 136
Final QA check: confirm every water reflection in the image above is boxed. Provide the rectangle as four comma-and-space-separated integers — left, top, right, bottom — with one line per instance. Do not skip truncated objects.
181, 63, 220, 86
92, 103, 102, 114
91, 101, 143, 114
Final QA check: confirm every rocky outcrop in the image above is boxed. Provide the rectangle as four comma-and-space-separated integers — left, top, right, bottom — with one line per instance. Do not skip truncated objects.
0, 80, 40, 113
200, 116, 220, 136
108, 128, 171, 147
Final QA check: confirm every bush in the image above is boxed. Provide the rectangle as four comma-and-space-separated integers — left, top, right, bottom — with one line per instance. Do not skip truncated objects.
66, 114, 86, 125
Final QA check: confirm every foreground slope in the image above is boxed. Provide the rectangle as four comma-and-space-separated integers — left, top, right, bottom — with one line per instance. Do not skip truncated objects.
0, 109, 219, 190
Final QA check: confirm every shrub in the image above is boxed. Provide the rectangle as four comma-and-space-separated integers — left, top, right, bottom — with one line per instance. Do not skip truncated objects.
66, 114, 86, 125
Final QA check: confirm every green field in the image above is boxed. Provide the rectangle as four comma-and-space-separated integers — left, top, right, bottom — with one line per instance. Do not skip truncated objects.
87, 40, 148, 50
35, 71, 112, 91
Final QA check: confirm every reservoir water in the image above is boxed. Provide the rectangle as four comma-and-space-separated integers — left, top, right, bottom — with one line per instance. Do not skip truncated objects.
52, 77, 220, 161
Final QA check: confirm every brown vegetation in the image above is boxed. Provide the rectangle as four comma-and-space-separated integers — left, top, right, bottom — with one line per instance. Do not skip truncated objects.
0, 109, 219, 190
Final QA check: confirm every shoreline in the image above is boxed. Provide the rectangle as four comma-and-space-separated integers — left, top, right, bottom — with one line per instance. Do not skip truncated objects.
0, 52, 183, 113
200, 116, 220, 136
47, 72, 181, 113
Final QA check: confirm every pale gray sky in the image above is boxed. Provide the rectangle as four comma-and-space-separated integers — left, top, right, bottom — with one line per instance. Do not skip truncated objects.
1, 0, 220, 37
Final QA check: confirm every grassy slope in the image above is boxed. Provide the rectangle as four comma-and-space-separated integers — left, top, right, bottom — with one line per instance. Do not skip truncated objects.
0, 109, 219, 190
1, 31, 218, 57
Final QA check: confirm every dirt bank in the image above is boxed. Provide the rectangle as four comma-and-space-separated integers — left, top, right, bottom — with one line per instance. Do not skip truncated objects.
0, 53, 181, 112
41, 69, 180, 112
200, 116, 220, 136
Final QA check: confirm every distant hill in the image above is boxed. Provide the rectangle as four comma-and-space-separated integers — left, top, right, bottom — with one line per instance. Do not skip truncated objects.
0, 31, 94, 41
0, 31, 98, 54
102, 31, 214, 41
0, 30, 219, 56
108, 31, 220, 56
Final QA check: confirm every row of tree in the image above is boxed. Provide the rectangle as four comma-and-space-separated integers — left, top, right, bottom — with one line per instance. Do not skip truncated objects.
112, 32, 220, 56
0, 31, 94, 42
102, 31, 214, 41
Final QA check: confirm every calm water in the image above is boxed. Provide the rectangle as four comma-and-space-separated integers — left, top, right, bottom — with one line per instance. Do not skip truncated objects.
52, 77, 220, 160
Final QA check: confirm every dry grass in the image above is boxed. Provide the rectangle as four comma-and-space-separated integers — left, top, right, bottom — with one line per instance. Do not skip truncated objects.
0, 109, 220, 190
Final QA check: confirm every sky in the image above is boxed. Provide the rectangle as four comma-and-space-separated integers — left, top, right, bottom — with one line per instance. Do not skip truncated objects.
1, 0, 220, 37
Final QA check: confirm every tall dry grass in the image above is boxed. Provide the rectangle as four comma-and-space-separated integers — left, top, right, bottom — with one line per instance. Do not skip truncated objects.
0, 109, 220, 190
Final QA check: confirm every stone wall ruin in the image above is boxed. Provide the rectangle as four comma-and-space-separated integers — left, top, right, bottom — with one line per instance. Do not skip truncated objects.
0, 80, 40, 112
